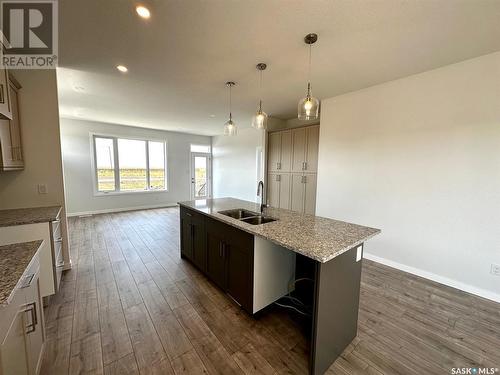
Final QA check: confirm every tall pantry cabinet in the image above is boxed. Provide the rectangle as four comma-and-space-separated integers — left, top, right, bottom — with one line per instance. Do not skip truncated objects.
267, 125, 319, 214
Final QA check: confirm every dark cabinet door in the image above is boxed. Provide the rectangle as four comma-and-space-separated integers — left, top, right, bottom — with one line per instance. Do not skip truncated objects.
192, 219, 206, 272
225, 226, 254, 311
226, 241, 253, 311
180, 216, 193, 260
206, 230, 226, 289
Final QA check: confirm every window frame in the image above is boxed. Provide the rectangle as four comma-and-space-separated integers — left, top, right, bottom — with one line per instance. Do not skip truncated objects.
91, 133, 168, 196
190, 144, 211, 153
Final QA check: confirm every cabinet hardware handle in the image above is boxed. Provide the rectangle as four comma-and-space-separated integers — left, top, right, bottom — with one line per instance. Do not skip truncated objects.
54, 237, 63, 243
0, 83, 4, 104
219, 241, 223, 257
303, 161, 307, 170
20, 274, 35, 288
24, 302, 37, 334
57, 260, 65, 268
186, 212, 192, 217
277, 162, 281, 170
222, 242, 226, 258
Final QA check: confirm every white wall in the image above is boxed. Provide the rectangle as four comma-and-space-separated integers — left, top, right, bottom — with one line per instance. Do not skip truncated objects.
212, 127, 266, 202
0, 70, 70, 265
60, 118, 210, 215
317, 52, 500, 302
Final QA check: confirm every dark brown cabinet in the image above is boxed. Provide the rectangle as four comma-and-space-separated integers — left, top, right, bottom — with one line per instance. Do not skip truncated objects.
206, 219, 227, 289
225, 235, 253, 310
180, 207, 206, 272
180, 207, 254, 312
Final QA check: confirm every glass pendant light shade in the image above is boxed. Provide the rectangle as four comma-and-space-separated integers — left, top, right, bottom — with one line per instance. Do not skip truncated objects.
298, 33, 320, 120
252, 63, 268, 130
224, 116, 237, 136
298, 83, 319, 120
223, 82, 237, 136
252, 100, 268, 129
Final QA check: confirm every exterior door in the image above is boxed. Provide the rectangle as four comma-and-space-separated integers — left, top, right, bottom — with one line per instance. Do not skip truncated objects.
191, 153, 211, 199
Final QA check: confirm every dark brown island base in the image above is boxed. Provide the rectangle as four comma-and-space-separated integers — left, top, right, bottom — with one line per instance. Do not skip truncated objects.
178, 198, 381, 375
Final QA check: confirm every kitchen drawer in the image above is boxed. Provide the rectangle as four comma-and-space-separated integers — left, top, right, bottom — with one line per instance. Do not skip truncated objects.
51, 220, 61, 243
180, 206, 204, 223
54, 239, 63, 291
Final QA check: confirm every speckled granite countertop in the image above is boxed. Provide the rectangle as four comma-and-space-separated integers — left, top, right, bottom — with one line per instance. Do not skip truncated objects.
178, 198, 381, 263
0, 240, 42, 306
0, 206, 61, 227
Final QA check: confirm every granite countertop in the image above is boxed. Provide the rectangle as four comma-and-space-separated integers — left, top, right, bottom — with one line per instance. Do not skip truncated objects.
0, 240, 43, 306
178, 198, 381, 263
0, 206, 62, 227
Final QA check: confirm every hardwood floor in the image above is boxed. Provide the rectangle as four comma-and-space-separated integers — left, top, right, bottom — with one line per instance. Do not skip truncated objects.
40, 208, 500, 375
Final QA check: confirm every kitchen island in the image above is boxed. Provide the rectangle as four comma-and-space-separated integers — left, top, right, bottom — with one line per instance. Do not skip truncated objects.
178, 197, 380, 375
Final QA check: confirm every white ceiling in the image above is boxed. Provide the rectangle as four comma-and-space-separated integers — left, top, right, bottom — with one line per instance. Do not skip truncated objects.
57, 0, 500, 136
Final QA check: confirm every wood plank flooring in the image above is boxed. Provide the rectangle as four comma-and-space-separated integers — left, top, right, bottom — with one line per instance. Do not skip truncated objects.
40, 207, 500, 375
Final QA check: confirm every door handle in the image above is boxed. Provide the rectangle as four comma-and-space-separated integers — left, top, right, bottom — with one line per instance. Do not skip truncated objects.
24, 302, 37, 334
20, 274, 35, 288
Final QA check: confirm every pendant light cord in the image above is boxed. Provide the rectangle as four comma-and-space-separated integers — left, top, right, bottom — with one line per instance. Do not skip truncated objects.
229, 83, 232, 120
259, 69, 263, 110
307, 43, 312, 96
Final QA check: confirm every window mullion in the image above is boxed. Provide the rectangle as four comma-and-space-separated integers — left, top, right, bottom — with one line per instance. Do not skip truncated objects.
113, 137, 120, 192
145, 141, 150, 190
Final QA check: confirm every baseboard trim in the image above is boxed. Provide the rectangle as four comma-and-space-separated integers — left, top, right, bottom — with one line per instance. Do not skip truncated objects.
363, 252, 500, 303
66, 203, 178, 217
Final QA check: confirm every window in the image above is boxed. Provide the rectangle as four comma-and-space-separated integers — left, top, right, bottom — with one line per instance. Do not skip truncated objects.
190, 144, 211, 153
93, 135, 167, 193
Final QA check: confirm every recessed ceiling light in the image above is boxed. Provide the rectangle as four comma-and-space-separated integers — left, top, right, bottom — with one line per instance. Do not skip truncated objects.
136, 5, 151, 19
116, 65, 128, 73
209, 114, 216, 118
73, 85, 85, 92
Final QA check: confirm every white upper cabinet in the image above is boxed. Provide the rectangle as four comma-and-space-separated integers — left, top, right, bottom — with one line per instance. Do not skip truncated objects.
267, 132, 281, 172
267, 125, 319, 215
0, 68, 12, 120
305, 125, 319, 173
291, 128, 307, 172
0, 76, 23, 171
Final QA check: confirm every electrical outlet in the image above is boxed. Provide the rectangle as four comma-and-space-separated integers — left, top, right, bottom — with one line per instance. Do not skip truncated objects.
491, 264, 500, 276
37, 184, 48, 194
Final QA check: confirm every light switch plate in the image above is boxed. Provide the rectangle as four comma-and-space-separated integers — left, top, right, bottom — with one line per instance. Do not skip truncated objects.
356, 246, 363, 262
37, 184, 48, 194
491, 264, 500, 276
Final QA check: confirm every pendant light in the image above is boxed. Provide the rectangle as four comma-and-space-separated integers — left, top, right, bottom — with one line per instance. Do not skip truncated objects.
223, 81, 237, 136
252, 63, 268, 130
298, 33, 319, 120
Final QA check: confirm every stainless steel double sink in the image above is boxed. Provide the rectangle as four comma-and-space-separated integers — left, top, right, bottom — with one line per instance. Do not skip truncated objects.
218, 209, 277, 225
